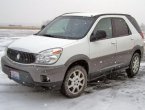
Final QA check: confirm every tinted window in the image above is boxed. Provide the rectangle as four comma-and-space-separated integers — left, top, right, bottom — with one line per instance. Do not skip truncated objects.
94, 18, 112, 38
112, 18, 130, 37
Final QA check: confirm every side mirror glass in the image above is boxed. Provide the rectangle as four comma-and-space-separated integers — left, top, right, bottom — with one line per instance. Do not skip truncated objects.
90, 30, 107, 42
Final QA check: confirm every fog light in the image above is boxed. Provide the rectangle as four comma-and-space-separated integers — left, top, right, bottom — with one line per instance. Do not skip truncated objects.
40, 75, 50, 82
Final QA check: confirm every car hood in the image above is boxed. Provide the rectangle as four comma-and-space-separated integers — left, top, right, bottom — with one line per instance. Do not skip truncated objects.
8, 35, 77, 53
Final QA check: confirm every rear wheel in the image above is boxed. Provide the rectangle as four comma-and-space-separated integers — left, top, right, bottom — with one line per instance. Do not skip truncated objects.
126, 53, 141, 78
61, 65, 87, 98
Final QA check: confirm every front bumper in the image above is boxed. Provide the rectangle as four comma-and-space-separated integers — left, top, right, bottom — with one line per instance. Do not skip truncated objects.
1, 56, 67, 89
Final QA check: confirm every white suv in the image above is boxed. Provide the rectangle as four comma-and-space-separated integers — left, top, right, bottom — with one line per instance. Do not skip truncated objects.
1, 13, 144, 98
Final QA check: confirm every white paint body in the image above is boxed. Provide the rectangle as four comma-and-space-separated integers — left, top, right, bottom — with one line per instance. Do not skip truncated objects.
8, 14, 144, 66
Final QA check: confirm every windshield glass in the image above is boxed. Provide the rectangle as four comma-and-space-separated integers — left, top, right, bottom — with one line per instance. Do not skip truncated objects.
38, 16, 95, 39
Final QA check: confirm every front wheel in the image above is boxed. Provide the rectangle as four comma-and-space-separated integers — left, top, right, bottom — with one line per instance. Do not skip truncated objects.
61, 65, 87, 98
126, 53, 141, 78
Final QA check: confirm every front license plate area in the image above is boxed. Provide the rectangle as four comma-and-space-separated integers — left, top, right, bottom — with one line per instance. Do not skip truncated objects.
10, 70, 20, 80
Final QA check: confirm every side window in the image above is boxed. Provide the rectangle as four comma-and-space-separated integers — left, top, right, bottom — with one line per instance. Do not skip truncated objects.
112, 18, 131, 37
94, 18, 112, 38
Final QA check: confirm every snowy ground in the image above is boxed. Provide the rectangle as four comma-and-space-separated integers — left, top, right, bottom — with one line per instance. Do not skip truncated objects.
0, 29, 145, 110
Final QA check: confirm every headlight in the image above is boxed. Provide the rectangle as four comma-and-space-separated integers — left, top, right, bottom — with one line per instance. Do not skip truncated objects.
35, 48, 63, 65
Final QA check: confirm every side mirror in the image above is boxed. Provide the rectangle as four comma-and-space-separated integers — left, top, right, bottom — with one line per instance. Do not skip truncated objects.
41, 25, 46, 30
90, 30, 107, 42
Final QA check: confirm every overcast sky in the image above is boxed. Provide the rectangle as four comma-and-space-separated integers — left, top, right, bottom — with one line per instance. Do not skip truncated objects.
0, 0, 145, 26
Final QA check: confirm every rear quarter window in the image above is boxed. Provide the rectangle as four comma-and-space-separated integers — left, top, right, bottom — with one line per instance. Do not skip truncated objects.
126, 15, 142, 33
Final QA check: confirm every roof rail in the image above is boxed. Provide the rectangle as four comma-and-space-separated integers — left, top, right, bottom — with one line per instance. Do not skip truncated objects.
61, 12, 82, 16
95, 13, 131, 17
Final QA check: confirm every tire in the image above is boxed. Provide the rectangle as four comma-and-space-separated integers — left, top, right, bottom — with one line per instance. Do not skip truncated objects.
61, 65, 87, 98
126, 53, 141, 78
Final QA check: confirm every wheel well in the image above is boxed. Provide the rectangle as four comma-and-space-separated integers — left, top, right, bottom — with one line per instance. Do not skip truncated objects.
134, 49, 141, 58
66, 60, 89, 74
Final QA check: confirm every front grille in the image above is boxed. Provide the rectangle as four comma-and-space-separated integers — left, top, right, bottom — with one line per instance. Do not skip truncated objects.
7, 48, 35, 64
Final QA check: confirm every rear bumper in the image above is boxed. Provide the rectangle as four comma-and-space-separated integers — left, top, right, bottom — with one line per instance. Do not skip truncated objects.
1, 56, 67, 90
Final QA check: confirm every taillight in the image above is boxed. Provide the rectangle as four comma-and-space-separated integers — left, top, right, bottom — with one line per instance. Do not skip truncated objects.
140, 32, 144, 39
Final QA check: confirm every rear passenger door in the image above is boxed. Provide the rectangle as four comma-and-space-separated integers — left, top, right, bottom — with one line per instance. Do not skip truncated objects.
112, 17, 134, 67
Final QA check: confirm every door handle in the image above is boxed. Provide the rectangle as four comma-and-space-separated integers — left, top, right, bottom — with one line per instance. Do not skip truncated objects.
111, 42, 116, 45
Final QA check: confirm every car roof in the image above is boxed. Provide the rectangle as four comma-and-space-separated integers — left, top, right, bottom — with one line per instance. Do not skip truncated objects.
62, 12, 142, 34
62, 12, 131, 17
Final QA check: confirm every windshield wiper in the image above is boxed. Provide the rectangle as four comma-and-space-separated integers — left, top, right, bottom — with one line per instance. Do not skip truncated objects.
40, 34, 76, 39
41, 34, 59, 38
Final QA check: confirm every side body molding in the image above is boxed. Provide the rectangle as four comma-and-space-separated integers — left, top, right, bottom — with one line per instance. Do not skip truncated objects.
64, 54, 91, 71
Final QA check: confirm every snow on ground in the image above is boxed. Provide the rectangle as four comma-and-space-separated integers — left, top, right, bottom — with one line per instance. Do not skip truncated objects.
0, 29, 145, 110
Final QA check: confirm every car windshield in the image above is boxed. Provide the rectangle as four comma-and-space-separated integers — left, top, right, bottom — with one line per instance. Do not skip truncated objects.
37, 16, 95, 39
